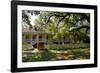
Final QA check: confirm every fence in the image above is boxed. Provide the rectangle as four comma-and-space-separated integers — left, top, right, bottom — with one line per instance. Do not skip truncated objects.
45, 43, 90, 49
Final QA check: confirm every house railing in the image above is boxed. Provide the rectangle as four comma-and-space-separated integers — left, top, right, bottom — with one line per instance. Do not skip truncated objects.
23, 39, 47, 45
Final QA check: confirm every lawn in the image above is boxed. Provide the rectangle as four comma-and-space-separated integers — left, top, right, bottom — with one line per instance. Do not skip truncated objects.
22, 47, 90, 62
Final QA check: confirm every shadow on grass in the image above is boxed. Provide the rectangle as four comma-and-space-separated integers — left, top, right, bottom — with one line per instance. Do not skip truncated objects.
22, 48, 90, 62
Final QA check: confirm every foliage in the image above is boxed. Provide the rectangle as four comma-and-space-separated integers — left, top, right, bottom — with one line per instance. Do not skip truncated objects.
33, 11, 90, 43
22, 10, 90, 43
22, 48, 90, 62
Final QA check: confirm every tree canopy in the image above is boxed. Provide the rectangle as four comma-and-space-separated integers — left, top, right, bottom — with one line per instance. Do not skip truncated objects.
22, 10, 90, 43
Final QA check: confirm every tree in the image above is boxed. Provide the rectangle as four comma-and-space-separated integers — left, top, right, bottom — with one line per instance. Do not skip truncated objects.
22, 10, 90, 44
22, 10, 40, 29
34, 11, 90, 43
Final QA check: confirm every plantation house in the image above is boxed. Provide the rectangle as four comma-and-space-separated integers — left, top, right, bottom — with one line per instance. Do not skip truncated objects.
22, 26, 47, 50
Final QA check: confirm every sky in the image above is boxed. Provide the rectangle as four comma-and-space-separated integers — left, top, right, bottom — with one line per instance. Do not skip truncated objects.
29, 13, 37, 26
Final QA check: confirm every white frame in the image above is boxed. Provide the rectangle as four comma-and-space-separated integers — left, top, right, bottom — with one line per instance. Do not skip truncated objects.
17, 5, 94, 68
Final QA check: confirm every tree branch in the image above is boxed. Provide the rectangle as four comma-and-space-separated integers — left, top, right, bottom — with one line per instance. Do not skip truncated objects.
69, 25, 90, 31
45, 14, 68, 24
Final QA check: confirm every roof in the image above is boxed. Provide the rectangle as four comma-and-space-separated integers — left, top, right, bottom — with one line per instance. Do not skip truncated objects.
23, 28, 47, 35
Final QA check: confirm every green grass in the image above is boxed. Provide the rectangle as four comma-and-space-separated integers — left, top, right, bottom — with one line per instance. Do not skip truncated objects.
22, 49, 53, 62
22, 48, 90, 62
22, 41, 90, 62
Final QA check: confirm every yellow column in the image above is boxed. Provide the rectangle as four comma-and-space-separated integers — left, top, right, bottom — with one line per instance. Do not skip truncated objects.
22, 34, 26, 42
36, 33, 39, 49
29, 34, 33, 44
